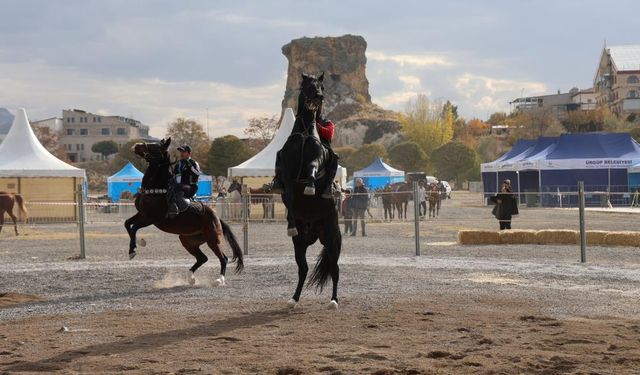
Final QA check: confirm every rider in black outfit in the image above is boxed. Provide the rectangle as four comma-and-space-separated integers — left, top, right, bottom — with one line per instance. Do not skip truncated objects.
167, 145, 201, 217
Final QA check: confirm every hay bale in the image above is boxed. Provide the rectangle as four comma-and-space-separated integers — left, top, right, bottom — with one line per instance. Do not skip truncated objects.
535, 229, 578, 245
604, 231, 640, 247
499, 230, 538, 244
585, 230, 608, 246
458, 230, 501, 245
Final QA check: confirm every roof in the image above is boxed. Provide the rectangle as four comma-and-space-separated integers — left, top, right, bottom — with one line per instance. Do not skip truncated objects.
354, 157, 404, 177
0, 108, 85, 178
107, 162, 143, 182
608, 45, 640, 72
228, 108, 296, 177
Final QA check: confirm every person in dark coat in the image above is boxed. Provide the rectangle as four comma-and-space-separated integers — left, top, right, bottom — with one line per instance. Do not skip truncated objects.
351, 178, 369, 236
491, 179, 519, 230
341, 189, 354, 235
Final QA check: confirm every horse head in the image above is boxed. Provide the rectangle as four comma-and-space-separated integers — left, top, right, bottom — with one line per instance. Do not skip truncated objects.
133, 138, 172, 189
299, 72, 324, 113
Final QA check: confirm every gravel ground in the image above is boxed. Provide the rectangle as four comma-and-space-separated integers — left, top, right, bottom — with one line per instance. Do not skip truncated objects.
1, 198, 640, 373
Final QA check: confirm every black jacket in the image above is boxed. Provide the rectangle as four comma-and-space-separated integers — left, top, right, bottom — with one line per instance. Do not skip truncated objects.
492, 192, 519, 219
351, 186, 369, 210
174, 158, 201, 187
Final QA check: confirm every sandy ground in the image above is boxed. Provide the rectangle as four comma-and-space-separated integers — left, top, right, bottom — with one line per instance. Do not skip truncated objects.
2, 199, 640, 374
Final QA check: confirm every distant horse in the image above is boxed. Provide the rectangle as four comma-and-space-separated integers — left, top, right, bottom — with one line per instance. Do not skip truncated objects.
428, 184, 440, 218
250, 186, 276, 220
278, 72, 341, 309
226, 180, 244, 220
0, 192, 28, 236
375, 186, 394, 221
392, 182, 412, 220
124, 138, 243, 286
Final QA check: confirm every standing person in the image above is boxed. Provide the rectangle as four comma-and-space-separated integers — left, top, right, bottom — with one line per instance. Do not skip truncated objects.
418, 182, 427, 219
167, 145, 201, 217
341, 189, 354, 235
351, 178, 369, 237
491, 179, 519, 230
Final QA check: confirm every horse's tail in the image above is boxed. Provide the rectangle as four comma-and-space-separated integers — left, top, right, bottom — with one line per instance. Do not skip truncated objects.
220, 219, 244, 273
14, 194, 28, 223
309, 224, 341, 291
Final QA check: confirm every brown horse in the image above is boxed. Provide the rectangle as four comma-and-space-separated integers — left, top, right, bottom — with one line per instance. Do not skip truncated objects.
391, 182, 412, 220
124, 138, 243, 286
0, 192, 28, 236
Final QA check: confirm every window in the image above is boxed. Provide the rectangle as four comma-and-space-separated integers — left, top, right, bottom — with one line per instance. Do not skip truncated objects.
66, 129, 75, 136
98, 117, 101, 123
66, 117, 71, 123
628, 75, 639, 84
81, 144, 85, 150
80, 128, 88, 136
101, 128, 110, 135
71, 117, 75, 123
116, 127, 126, 135
93, 117, 96, 123
629, 90, 638, 99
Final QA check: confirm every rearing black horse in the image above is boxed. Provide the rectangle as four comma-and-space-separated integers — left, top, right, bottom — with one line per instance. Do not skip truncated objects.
278, 72, 341, 309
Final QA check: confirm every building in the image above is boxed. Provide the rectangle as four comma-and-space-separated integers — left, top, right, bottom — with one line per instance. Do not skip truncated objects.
510, 87, 595, 121
570, 87, 596, 111
61, 109, 156, 162
594, 44, 640, 120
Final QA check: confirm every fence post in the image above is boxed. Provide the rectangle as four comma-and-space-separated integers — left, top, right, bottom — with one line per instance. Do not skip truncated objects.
413, 181, 421, 256
241, 184, 249, 256
76, 183, 86, 259
578, 181, 586, 263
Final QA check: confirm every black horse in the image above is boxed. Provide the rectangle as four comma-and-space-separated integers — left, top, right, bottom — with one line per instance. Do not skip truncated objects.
124, 138, 243, 286
278, 72, 341, 309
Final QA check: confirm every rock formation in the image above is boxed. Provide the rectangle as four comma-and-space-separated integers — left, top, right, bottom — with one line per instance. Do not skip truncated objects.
281, 35, 402, 147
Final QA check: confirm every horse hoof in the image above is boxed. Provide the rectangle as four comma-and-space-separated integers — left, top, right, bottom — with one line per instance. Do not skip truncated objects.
188, 271, 196, 286
304, 186, 315, 195
288, 298, 298, 308
214, 276, 225, 287
328, 300, 338, 310
129, 251, 137, 260
287, 228, 298, 237
136, 238, 147, 247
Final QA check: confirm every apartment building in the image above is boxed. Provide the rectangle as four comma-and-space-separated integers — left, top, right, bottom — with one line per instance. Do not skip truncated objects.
61, 109, 156, 162
594, 44, 640, 120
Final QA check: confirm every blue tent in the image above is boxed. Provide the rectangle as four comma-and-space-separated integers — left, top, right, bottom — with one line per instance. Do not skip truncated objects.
481, 133, 640, 206
481, 139, 537, 197
195, 174, 213, 198
107, 162, 143, 202
353, 157, 405, 189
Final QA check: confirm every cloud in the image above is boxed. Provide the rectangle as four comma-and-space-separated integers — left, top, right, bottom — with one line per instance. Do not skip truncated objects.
0, 60, 285, 138
454, 73, 547, 112
367, 51, 453, 68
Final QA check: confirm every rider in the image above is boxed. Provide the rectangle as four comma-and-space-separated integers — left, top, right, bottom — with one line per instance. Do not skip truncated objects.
167, 144, 201, 217
271, 111, 339, 199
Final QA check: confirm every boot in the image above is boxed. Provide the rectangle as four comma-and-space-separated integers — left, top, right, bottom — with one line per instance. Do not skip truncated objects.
321, 181, 341, 199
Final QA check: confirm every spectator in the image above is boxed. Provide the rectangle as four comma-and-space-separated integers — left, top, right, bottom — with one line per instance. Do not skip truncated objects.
341, 189, 354, 235
491, 179, 519, 230
351, 178, 369, 237
418, 182, 427, 219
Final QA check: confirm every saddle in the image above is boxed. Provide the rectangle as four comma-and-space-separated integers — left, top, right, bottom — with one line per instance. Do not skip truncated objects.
183, 200, 206, 216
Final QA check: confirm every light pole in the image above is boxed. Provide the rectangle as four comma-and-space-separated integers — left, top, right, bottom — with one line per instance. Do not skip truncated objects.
516, 170, 521, 205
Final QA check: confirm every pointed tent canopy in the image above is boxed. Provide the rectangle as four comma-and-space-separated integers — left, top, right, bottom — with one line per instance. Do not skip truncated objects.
228, 108, 296, 177
0, 108, 84, 177
107, 162, 143, 182
228, 108, 347, 184
354, 158, 404, 177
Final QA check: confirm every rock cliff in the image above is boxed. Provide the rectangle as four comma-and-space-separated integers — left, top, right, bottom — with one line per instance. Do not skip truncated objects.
281, 35, 402, 147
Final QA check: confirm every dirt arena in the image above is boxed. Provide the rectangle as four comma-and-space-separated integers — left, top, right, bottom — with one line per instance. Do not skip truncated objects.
2, 198, 640, 374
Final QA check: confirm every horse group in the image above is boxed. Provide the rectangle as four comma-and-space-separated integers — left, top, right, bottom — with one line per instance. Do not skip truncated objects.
377, 182, 413, 221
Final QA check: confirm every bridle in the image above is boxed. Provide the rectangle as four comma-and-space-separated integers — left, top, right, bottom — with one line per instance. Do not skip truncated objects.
137, 142, 176, 195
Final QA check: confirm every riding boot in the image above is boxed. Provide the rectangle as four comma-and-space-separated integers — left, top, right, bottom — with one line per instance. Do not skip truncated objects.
175, 190, 190, 213
167, 185, 179, 218
321, 150, 340, 199
269, 151, 285, 194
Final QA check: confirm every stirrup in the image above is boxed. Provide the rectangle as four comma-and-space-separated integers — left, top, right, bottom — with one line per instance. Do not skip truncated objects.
304, 185, 316, 195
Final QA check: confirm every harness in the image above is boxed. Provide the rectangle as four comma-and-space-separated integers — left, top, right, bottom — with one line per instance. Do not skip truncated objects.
288, 115, 327, 182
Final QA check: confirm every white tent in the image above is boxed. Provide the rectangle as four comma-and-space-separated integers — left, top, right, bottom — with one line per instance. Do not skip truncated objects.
0, 108, 84, 177
0, 109, 85, 222
228, 108, 347, 186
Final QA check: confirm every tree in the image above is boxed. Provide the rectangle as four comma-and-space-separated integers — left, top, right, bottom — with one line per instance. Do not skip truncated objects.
334, 146, 357, 172
112, 139, 147, 172
388, 141, 428, 172
166, 117, 211, 168
345, 144, 387, 172
31, 125, 67, 161
487, 111, 507, 125
206, 135, 252, 177
477, 136, 503, 163
400, 94, 454, 155
467, 118, 489, 137
431, 142, 478, 185
507, 109, 563, 140
442, 100, 459, 122
630, 127, 640, 143
244, 114, 279, 150
91, 140, 119, 159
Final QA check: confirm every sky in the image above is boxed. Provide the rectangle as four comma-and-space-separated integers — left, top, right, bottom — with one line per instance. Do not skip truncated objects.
1, 0, 638, 138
